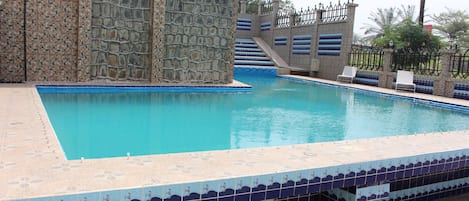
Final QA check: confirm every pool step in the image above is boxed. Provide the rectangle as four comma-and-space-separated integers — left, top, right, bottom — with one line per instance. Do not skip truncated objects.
235, 38, 276, 70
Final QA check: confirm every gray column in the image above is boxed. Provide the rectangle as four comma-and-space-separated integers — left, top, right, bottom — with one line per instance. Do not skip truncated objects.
380, 48, 394, 88
272, 0, 280, 14
151, 0, 166, 83
240, 0, 246, 14
434, 49, 456, 97
258, 1, 263, 15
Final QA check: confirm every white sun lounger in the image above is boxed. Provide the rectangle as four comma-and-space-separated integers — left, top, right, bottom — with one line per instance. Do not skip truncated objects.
395, 70, 416, 92
336, 66, 357, 83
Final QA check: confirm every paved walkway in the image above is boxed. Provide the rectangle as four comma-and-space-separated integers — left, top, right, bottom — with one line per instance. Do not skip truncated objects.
1, 79, 468, 200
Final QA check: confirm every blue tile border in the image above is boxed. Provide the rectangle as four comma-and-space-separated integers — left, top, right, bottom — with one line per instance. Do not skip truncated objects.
36, 84, 252, 94
234, 67, 277, 77
13, 148, 469, 201
279, 75, 469, 113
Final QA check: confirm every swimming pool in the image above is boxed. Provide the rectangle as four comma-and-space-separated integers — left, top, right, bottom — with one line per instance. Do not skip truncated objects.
38, 73, 469, 160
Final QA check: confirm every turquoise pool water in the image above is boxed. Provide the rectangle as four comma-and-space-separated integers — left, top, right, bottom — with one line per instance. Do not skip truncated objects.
38, 74, 469, 160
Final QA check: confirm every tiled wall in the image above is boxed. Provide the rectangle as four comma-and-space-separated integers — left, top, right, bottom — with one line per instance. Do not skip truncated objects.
0, 0, 79, 82
0, 0, 25, 82
22, 148, 469, 201
1, 0, 237, 84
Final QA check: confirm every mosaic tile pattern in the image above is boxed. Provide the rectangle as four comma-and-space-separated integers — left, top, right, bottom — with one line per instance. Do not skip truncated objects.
90, 0, 152, 81
26, 0, 79, 81
389, 177, 469, 201
77, 0, 92, 82
0, 0, 25, 82
151, 0, 165, 83
12, 149, 469, 201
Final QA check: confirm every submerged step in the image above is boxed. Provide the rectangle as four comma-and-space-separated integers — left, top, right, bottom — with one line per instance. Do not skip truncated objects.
234, 60, 275, 66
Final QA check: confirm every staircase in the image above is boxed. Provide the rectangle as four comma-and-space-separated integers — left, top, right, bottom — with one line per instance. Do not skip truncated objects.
235, 38, 276, 69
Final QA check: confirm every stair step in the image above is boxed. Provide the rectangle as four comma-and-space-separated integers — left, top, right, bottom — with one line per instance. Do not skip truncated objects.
236, 39, 256, 43
235, 52, 266, 57
235, 44, 258, 48
234, 65, 276, 69
235, 56, 271, 61
235, 60, 274, 66
235, 47, 262, 52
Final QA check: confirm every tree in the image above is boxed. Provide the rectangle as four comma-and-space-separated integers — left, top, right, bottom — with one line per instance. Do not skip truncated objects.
362, 7, 402, 39
431, 8, 469, 47
399, 5, 417, 22
373, 19, 441, 50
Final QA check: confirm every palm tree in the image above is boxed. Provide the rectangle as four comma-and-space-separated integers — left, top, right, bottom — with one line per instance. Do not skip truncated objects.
362, 7, 401, 39
399, 5, 417, 22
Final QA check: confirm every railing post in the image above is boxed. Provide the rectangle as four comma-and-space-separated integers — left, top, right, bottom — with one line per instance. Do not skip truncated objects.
316, 9, 324, 23
240, 0, 247, 14
434, 49, 456, 97
289, 11, 296, 27
258, 1, 263, 15
380, 48, 394, 88
272, 0, 280, 14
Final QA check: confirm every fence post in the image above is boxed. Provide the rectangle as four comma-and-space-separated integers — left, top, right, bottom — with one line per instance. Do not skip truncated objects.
434, 49, 456, 97
272, 0, 280, 14
240, 0, 247, 14
258, 1, 263, 15
380, 48, 394, 88
316, 8, 324, 23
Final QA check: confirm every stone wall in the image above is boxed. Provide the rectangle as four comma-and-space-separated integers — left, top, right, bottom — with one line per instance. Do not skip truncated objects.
162, 0, 237, 84
0, 0, 25, 82
90, 0, 152, 81
1, 0, 238, 84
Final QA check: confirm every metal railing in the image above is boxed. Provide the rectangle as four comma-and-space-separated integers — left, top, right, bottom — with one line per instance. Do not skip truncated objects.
348, 45, 384, 71
319, 1, 348, 23
275, 10, 290, 28
260, 0, 273, 15
451, 49, 469, 79
292, 7, 317, 26
392, 48, 441, 76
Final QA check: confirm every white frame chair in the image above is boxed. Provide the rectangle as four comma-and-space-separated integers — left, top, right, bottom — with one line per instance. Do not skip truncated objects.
336, 66, 357, 83
395, 70, 416, 92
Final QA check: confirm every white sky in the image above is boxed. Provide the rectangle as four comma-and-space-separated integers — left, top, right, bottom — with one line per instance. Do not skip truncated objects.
290, 0, 469, 36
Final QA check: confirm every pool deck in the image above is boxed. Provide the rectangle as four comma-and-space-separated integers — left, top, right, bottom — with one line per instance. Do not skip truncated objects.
1, 77, 469, 200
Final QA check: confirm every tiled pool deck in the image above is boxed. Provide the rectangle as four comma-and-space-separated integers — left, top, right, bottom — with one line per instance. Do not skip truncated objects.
1, 76, 469, 201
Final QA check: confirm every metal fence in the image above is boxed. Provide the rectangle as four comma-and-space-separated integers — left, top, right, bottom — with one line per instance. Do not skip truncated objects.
292, 7, 317, 26
275, 10, 290, 28
348, 45, 384, 71
260, 1, 273, 15
391, 48, 442, 76
319, 1, 348, 23
451, 49, 469, 79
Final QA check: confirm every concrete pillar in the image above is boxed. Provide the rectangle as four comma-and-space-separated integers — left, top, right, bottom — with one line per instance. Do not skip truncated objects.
434, 49, 456, 97
258, 1, 263, 15
380, 48, 394, 88
316, 9, 325, 23
151, 0, 166, 83
272, 0, 280, 14
77, 0, 92, 82
240, 0, 246, 14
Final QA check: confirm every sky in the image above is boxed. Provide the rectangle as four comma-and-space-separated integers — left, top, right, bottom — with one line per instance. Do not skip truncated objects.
290, 0, 469, 36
